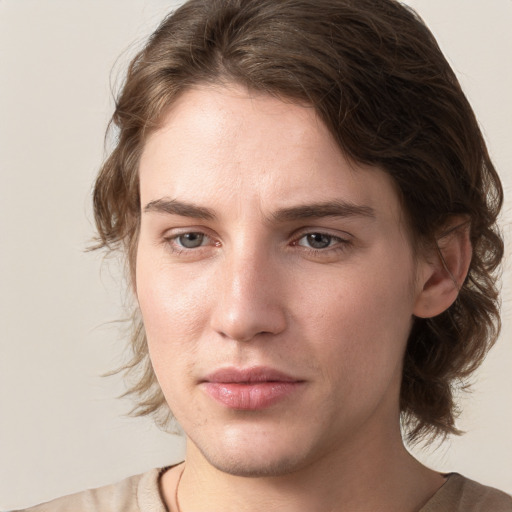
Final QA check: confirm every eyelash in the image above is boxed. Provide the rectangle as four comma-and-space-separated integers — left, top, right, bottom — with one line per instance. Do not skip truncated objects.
162, 230, 352, 256
292, 232, 351, 252
162, 231, 217, 255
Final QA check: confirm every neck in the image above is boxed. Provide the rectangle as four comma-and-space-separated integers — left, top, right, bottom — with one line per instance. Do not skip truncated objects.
162, 426, 444, 512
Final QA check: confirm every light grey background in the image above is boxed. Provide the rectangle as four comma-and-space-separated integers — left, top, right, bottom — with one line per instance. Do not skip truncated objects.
0, 1, 511, 509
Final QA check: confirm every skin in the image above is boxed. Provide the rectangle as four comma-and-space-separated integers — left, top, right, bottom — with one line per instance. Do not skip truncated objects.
136, 84, 459, 511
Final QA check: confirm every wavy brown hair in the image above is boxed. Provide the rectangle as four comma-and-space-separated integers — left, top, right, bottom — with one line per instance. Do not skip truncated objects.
93, 0, 503, 441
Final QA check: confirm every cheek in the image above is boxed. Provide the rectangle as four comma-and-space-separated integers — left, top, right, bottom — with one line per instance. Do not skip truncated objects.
297, 254, 416, 381
136, 262, 211, 415
135, 251, 211, 367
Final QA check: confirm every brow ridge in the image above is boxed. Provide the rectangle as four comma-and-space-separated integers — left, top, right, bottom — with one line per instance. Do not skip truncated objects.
143, 198, 375, 223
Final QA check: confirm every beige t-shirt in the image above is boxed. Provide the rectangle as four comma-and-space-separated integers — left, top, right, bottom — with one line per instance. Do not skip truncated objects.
13, 468, 512, 512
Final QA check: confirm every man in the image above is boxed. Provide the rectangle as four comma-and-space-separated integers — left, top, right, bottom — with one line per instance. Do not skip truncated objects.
15, 0, 511, 510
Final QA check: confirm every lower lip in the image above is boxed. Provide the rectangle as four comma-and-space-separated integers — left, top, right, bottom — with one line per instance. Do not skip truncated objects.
202, 382, 302, 410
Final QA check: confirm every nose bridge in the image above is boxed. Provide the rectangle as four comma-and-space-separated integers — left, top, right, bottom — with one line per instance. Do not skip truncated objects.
211, 237, 286, 342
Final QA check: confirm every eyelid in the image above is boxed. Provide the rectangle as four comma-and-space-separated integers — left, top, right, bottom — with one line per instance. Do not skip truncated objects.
296, 233, 342, 247
291, 227, 353, 243
162, 225, 216, 239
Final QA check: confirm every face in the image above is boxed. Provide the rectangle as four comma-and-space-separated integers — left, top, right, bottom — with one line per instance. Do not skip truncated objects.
136, 84, 426, 477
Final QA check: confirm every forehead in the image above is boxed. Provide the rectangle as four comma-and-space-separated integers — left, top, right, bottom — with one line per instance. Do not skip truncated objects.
139, 84, 405, 227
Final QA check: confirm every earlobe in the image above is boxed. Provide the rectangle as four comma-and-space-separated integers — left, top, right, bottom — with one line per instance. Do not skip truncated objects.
413, 218, 472, 319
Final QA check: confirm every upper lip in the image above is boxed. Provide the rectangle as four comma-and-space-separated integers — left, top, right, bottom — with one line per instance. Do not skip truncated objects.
202, 366, 301, 383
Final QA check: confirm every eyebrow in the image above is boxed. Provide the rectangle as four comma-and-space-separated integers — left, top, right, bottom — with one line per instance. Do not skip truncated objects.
143, 198, 375, 222
271, 201, 376, 222
144, 198, 216, 220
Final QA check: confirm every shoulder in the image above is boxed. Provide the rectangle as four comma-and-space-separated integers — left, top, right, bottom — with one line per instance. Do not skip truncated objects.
10, 468, 167, 512
421, 473, 512, 512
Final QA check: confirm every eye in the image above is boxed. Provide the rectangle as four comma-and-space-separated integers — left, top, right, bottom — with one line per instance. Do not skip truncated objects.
297, 233, 340, 249
174, 232, 207, 249
161, 229, 219, 259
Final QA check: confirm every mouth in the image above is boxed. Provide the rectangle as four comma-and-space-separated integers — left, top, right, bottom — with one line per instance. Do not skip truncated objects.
200, 367, 305, 410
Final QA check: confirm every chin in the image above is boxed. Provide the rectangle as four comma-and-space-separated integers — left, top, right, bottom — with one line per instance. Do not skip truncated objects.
201, 448, 307, 478
187, 424, 320, 478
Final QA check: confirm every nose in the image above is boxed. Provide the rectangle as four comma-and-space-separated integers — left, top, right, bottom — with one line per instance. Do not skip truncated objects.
209, 247, 287, 343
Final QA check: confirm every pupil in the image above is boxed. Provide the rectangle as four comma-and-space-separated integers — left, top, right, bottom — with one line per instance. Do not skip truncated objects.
179, 233, 204, 248
307, 233, 331, 249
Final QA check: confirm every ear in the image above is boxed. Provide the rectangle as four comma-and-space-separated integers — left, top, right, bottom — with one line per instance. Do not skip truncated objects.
413, 217, 472, 319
